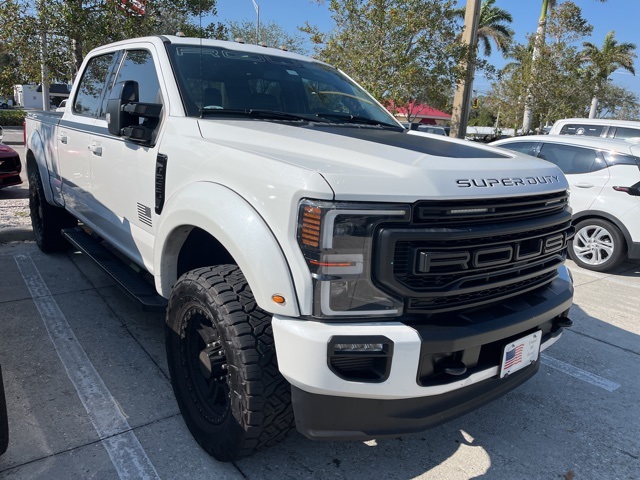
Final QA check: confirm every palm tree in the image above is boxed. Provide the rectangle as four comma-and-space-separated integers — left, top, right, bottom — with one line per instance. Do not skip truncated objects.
450, 0, 513, 137
582, 31, 636, 118
476, 0, 514, 57
522, 0, 606, 132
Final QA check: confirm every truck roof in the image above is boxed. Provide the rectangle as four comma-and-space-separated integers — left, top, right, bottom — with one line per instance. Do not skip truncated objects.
88, 35, 324, 66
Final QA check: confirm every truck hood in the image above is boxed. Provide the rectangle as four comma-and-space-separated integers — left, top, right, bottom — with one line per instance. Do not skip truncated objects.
198, 120, 567, 202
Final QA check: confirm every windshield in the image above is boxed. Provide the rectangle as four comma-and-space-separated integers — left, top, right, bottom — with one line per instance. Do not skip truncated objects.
166, 44, 400, 127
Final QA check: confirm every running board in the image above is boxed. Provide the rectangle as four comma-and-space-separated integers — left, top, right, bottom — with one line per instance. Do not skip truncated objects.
62, 227, 167, 312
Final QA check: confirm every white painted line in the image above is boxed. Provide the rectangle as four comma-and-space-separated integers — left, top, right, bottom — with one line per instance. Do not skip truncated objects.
15, 254, 160, 480
541, 353, 621, 392
570, 267, 640, 290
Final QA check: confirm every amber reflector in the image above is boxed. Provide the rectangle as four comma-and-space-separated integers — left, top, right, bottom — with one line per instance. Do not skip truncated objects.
301, 205, 322, 247
272, 294, 286, 304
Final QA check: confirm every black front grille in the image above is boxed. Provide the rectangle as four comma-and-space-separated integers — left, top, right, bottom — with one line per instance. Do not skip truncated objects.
413, 191, 568, 225
374, 194, 573, 314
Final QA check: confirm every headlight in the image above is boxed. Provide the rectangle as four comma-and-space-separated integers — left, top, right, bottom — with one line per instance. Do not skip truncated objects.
297, 199, 409, 318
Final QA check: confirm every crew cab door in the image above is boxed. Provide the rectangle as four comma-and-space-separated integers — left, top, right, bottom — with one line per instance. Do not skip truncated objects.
58, 52, 120, 218
88, 47, 166, 267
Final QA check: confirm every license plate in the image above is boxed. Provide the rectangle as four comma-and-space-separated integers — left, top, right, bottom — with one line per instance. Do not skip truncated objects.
499, 331, 542, 378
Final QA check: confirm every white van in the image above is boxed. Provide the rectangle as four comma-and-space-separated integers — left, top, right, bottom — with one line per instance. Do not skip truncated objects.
548, 118, 640, 140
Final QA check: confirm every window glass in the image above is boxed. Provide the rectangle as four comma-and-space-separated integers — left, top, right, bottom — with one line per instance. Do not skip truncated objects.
601, 151, 640, 167
73, 53, 116, 117
559, 124, 604, 137
499, 142, 536, 155
113, 50, 162, 105
538, 143, 604, 174
612, 126, 640, 139
166, 44, 398, 126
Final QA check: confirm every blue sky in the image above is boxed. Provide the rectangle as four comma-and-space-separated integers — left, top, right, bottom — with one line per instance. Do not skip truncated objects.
214, 0, 640, 96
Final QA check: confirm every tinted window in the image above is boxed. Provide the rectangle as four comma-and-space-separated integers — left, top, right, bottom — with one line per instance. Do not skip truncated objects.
166, 44, 398, 126
612, 126, 640, 139
601, 151, 640, 167
114, 50, 162, 105
538, 143, 606, 174
559, 124, 604, 137
499, 141, 537, 155
74, 53, 116, 117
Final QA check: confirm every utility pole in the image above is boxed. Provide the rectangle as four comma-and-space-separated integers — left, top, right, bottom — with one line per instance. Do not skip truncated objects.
450, 0, 481, 139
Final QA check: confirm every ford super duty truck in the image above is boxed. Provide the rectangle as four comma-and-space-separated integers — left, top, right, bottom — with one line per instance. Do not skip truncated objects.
25, 35, 574, 461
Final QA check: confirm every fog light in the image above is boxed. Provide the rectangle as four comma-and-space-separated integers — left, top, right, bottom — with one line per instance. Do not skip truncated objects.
334, 343, 384, 352
328, 336, 393, 382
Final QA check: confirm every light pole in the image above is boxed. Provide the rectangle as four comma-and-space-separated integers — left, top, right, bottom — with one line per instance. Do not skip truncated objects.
251, 0, 260, 43
37, 0, 50, 111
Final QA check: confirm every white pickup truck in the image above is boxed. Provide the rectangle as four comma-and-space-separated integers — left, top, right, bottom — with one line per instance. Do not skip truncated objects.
25, 35, 574, 461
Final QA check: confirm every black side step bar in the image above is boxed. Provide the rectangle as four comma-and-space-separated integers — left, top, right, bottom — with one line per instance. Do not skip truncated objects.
62, 227, 167, 312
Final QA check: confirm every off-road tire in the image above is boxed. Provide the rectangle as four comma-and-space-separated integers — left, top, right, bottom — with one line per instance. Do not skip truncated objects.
28, 168, 76, 252
0, 365, 9, 456
568, 218, 626, 272
165, 265, 294, 462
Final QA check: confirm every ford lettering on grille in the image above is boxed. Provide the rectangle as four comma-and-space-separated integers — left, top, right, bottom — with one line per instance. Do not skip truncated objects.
417, 233, 566, 273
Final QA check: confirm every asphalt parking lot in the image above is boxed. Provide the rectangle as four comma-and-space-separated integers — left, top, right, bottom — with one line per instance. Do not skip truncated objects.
0, 128, 639, 479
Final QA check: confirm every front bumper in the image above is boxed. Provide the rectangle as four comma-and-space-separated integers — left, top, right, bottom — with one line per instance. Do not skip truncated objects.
272, 265, 573, 439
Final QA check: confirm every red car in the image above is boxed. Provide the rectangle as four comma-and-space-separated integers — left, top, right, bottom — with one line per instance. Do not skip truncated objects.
0, 143, 22, 188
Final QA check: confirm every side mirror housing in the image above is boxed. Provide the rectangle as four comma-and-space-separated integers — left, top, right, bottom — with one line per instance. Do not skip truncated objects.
106, 80, 162, 146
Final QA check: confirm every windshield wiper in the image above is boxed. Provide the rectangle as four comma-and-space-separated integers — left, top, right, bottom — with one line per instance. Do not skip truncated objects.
312, 112, 403, 130
200, 108, 328, 123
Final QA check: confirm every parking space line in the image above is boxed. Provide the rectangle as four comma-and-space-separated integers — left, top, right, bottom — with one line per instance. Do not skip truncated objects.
14, 254, 160, 480
570, 267, 640, 290
541, 353, 621, 392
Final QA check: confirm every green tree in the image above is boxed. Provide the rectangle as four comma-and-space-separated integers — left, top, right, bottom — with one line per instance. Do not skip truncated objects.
227, 20, 305, 54
475, 0, 514, 58
0, 0, 223, 92
492, 3, 595, 131
522, 0, 606, 132
582, 31, 636, 118
302, 0, 464, 115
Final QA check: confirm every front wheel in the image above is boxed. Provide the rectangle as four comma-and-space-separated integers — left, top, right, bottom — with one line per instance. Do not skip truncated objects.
568, 218, 626, 272
165, 265, 294, 461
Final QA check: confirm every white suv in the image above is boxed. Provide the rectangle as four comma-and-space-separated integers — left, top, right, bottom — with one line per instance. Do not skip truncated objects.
492, 135, 640, 271
548, 118, 640, 140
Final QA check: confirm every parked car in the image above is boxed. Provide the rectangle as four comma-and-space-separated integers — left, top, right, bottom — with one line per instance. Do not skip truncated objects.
548, 118, 640, 140
402, 123, 449, 135
0, 143, 23, 188
492, 135, 640, 271
416, 125, 447, 135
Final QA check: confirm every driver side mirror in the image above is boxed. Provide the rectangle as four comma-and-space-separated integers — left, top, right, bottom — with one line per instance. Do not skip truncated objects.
106, 80, 162, 146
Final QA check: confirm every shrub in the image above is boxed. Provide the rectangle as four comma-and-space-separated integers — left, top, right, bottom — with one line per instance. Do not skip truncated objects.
0, 109, 27, 126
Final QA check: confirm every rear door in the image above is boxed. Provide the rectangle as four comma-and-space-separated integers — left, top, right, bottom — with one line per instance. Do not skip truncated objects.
58, 52, 120, 219
537, 142, 610, 213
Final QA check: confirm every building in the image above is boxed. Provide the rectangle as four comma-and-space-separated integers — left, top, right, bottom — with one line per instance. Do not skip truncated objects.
387, 101, 452, 126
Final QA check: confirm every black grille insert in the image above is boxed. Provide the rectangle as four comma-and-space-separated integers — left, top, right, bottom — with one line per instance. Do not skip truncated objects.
413, 191, 568, 225
374, 197, 573, 314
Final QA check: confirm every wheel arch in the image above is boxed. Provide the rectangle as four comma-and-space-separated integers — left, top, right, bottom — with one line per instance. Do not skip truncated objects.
155, 182, 300, 317
572, 210, 631, 249
25, 129, 60, 206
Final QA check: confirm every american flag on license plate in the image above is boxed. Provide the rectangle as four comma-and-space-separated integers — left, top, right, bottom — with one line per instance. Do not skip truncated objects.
504, 344, 524, 369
